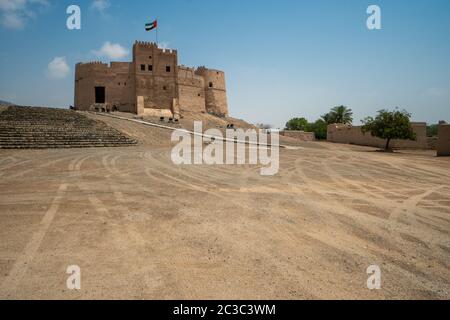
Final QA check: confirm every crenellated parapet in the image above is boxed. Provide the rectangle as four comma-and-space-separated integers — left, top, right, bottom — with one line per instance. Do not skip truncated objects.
77, 61, 107, 65
133, 41, 177, 55
196, 66, 224, 74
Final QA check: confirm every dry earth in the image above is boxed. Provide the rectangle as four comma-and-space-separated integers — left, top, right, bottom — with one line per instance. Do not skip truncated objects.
0, 115, 450, 299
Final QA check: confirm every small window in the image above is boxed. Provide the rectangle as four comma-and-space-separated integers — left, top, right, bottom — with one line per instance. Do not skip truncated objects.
198, 93, 201, 97
118, 82, 121, 86
148, 65, 153, 71
149, 55, 152, 59
209, 82, 213, 88
163, 86, 167, 90
140, 64, 145, 71
166, 66, 171, 72
124, 82, 126, 86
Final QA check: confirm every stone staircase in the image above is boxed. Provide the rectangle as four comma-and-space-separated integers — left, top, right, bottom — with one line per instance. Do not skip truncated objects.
0, 106, 137, 149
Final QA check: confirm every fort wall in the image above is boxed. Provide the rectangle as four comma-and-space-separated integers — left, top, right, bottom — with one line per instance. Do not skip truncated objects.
437, 124, 450, 156
280, 130, 315, 141
109, 62, 135, 113
327, 123, 428, 149
177, 66, 206, 113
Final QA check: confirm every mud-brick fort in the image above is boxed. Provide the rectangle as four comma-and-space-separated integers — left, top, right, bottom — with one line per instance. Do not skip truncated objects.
74, 41, 228, 119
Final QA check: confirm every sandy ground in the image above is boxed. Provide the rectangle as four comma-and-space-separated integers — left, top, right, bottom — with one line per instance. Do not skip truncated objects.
0, 117, 450, 299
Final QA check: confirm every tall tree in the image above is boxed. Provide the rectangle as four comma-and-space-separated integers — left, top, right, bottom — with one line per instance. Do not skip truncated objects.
308, 119, 328, 140
321, 112, 332, 124
361, 109, 416, 151
285, 117, 309, 131
426, 124, 438, 137
324, 105, 353, 124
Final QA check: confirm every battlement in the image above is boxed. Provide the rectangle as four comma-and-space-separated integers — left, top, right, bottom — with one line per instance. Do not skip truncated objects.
76, 61, 108, 67
134, 40, 158, 48
196, 66, 224, 74
179, 65, 195, 70
195, 66, 226, 92
133, 41, 177, 54
76, 61, 132, 73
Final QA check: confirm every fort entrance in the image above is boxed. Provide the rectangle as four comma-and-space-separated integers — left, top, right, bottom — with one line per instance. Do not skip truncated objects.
94, 86, 105, 104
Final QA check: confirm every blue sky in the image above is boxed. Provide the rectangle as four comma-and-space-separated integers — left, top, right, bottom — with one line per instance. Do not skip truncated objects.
0, 0, 449, 128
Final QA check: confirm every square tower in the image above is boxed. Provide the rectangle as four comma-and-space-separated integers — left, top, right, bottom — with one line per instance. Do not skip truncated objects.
132, 41, 178, 114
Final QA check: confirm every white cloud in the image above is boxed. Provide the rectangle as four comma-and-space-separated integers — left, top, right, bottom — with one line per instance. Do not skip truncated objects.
91, 0, 110, 13
0, 0, 48, 29
92, 41, 129, 60
2, 11, 23, 28
0, 0, 25, 11
47, 57, 70, 79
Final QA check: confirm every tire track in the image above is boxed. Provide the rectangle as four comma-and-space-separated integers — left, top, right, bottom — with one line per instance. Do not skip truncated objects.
0, 183, 68, 297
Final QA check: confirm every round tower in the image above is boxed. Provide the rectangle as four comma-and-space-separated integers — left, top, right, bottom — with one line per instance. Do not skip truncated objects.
195, 67, 228, 117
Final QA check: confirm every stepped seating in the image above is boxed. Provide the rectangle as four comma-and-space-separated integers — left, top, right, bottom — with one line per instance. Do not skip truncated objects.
0, 106, 137, 149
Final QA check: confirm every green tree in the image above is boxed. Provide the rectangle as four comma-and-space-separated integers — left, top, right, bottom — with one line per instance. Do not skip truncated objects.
285, 117, 309, 131
322, 105, 353, 124
309, 119, 328, 140
426, 124, 438, 137
321, 112, 332, 124
361, 109, 416, 151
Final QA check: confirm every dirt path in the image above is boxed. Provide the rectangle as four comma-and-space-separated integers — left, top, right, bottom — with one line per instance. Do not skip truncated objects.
0, 128, 449, 299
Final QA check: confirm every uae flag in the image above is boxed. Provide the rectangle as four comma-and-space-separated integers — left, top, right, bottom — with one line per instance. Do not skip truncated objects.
145, 20, 157, 31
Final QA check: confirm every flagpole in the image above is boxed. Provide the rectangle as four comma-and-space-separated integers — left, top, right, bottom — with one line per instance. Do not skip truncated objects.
155, 18, 158, 46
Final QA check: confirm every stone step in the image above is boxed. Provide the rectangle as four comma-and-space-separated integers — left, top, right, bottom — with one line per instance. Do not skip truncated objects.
0, 129, 119, 133
0, 128, 118, 132
0, 106, 138, 149
0, 139, 136, 144
0, 132, 127, 136
0, 133, 134, 138
0, 134, 133, 139
0, 135, 136, 140
0, 140, 136, 144
0, 143, 136, 148
0, 144, 135, 149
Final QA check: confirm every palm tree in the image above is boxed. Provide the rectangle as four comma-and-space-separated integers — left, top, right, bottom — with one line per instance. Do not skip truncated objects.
323, 105, 353, 124
321, 112, 332, 124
